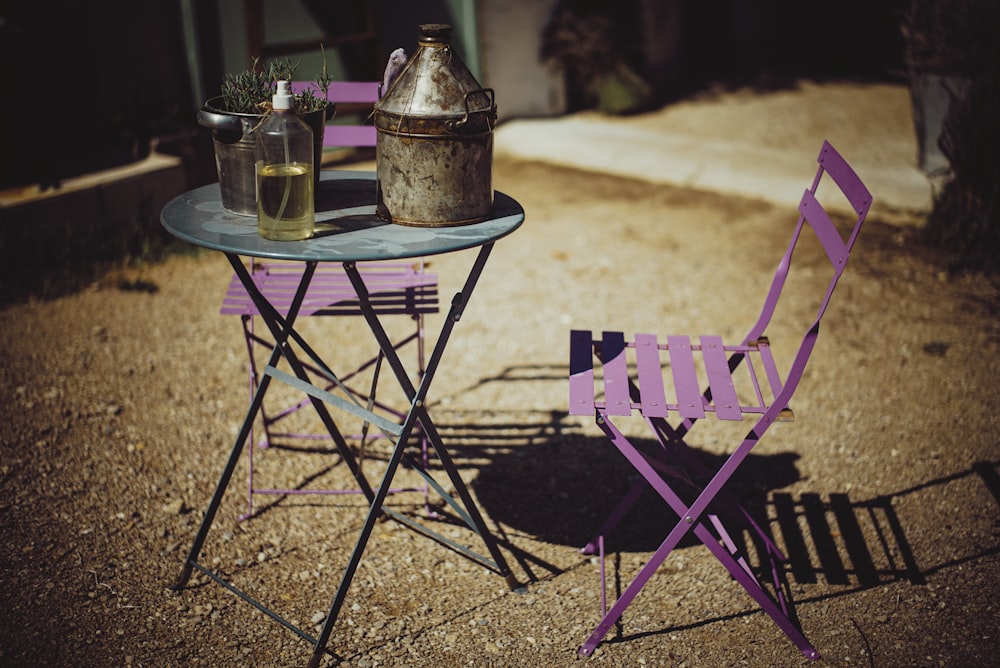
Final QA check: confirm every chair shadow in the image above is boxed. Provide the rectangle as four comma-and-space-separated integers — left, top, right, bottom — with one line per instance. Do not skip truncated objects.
228, 357, 1000, 656
432, 401, 999, 602
442, 401, 1000, 654
768, 460, 1000, 590
246, 350, 1000, 586
593, 459, 1000, 650
235, 359, 1000, 610
437, 365, 1000, 593
467, 428, 804, 553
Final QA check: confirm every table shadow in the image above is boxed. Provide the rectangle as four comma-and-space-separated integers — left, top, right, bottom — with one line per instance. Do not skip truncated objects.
315, 177, 376, 212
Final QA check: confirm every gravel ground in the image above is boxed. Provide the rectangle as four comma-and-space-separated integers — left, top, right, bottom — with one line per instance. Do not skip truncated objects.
1, 81, 998, 667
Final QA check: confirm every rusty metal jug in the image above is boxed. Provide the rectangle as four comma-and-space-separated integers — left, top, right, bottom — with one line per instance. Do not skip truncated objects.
374, 24, 496, 227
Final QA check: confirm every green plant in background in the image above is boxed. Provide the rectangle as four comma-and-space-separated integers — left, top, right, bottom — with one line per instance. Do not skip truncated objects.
902, 0, 1000, 274
540, 0, 650, 115
902, 0, 996, 75
220, 51, 333, 115
924, 75, 1000, 273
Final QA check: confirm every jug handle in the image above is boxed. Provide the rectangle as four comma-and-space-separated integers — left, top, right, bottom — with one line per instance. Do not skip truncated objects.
446, 89, 496, 133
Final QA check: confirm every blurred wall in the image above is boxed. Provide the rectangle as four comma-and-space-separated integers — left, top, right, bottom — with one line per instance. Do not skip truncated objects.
214, 0, 480, 90
212, 0, 567, 120
0, 0, 908, 191
479, 0, 566, 119
0, 0, 195, 189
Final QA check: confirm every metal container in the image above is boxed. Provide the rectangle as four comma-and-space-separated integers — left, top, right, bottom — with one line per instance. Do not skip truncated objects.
374, 24, 496, 227
197, 98, 329, 216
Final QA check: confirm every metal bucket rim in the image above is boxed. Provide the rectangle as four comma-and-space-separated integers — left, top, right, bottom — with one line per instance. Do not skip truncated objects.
203, 96, 332, 118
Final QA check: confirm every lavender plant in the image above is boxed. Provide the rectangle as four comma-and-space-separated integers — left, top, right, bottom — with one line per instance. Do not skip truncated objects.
219, 51, 332, 115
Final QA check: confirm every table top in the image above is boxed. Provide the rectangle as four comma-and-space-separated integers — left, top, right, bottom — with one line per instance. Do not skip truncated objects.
160, 170, 525, 262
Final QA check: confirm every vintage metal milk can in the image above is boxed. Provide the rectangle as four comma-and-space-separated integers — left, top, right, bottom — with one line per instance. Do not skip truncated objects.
374, 24, 496, 226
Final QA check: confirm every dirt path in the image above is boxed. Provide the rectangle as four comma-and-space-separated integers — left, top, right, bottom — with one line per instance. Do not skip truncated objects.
1, 83, 998, 667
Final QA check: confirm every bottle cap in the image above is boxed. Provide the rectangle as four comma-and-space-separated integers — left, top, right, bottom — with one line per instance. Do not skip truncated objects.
273, 80, 293, 111
419, 24, 452, 43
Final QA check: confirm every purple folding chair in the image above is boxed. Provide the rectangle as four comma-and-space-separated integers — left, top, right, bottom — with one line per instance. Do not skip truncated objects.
568, 141, 872, 659
220, 81, 439, 520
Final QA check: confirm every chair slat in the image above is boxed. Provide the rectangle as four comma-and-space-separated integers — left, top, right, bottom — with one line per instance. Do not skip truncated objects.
634, 334, 668, 417
221, 264, 439, 318
327, 81, 381, 103
740, 343, 767, 409
754, 338, 787, 415
800, 189, 849, 270
324, 125, 377, 148
701, 335, 742, 420
668, 335, 705, 419
818, 140, 872, 216
602, 331, 632, 416
569, 330, 596, 416
289, 81, 380, 148
755, 339, 782, 394
290, 81, 380, 104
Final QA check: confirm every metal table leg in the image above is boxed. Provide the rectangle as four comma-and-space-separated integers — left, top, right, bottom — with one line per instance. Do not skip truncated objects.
306, 246, 517, 667
171, 249, 517, 667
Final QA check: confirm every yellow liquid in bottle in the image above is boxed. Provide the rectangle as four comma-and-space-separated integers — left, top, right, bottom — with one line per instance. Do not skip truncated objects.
257, 162, 314, 240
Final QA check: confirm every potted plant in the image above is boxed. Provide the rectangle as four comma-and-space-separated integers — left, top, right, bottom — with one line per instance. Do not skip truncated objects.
198, 56, 333, 215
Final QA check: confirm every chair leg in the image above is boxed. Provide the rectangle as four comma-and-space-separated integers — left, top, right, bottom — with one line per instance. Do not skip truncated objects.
645, 413, 787, 561
241, 314, 260, 520
238, 309, 435, 519
609, 363, 786, 562
582, 414, 784, 564
581, 411, 817, 660
415, 312, 434, 515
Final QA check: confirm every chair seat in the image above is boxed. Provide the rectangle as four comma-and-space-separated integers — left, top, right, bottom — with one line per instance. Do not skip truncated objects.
220, 261, 439, 319
569, 330, 793, 422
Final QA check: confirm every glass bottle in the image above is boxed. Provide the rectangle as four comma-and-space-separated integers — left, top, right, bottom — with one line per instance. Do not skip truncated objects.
255, 80, 314, 240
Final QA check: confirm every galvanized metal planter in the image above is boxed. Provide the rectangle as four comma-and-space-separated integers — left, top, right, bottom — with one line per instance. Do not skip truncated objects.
197, 98, 329, 216
375, 24, 497, 227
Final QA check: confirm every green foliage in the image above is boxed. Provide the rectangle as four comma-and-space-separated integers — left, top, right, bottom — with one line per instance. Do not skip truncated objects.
591, 63, 652, 115
904, 0, 1000, 273
902, 0, 1000, 76
219, 52, 332, 115
922, 73, 1000, 274
220, 57, 274, 114
541, 0, 650, 114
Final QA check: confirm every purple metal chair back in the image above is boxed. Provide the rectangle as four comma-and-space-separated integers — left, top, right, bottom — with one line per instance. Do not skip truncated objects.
291, 80, 379, 148
568, 140, 872, 660
744, 140, 872, 406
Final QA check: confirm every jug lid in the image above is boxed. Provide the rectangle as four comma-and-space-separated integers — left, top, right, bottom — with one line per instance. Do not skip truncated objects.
418, 23, 453, 44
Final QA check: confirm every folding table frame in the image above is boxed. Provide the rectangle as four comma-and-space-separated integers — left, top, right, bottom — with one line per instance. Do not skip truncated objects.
160, 172, 524, 667
219, 81, 440, 520
220, 259, 438, 520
